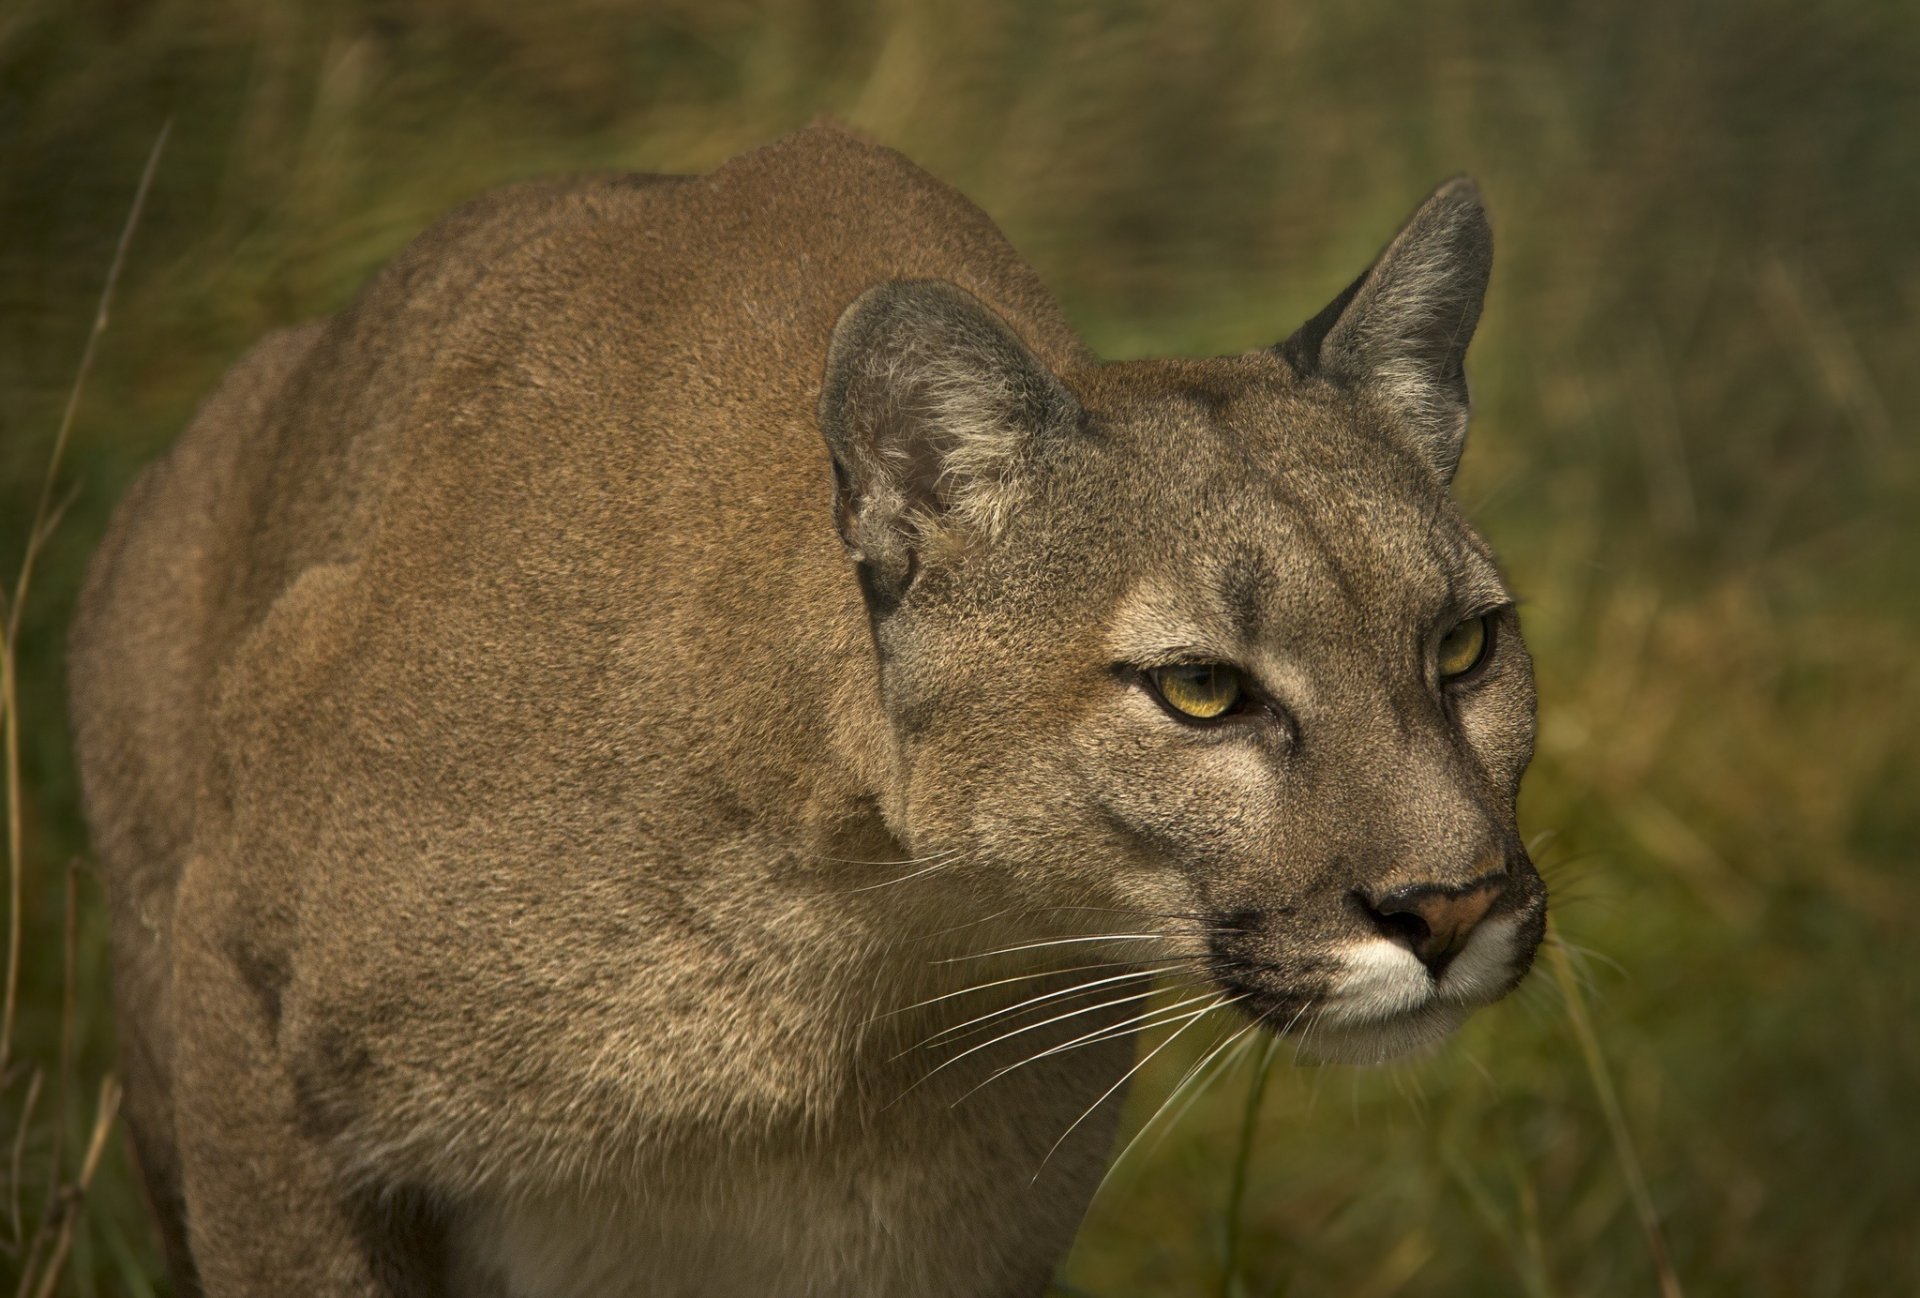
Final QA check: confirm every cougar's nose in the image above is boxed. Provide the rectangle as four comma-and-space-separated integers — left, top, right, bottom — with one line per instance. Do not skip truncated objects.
1361, 873, 1506, 976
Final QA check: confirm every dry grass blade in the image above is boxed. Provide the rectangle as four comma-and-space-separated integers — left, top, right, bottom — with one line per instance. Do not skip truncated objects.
0, 117, 167, 1298
1, 118, 170, 1077
21, 1076, 121, 1298
1217, 1031, 1280, 1298
0, 599, 20, 1084
1546, 935, 1684, 1298
35, 862, 82, 1259
7, 1066, 41, 1246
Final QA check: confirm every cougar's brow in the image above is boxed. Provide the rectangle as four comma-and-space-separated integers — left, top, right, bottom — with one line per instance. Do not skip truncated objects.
1425, 506, 1510, 616
1257, 470, 1368, 618
1214, 544, 1272, 643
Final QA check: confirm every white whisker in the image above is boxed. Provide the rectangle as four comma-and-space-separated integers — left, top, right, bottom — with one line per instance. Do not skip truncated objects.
960, 990, 1224, 1103
1093, 1011, 1265, 1202
840, 854, 968, 893
863, 957, 1186, 1026
896, 906, 1023, 946
817, 848, 964, 867
903, 986, 1163, 1071
1290, 1003, 1332, 1061
920, 967, 1165, 1048
1032, 995, 1239, 1182
935, 933, 1163, 964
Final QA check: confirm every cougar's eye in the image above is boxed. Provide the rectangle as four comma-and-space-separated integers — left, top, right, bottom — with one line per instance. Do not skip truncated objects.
1149, 663, 1247, 721
1437, 615, 1492, 680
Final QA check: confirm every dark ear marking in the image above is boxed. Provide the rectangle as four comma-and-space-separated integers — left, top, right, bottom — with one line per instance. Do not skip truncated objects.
818, 279, 1080, 608
1278, 178, 1492, 482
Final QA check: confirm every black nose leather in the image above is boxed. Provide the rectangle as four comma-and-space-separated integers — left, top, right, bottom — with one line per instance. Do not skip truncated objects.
1362, 874, 1506, 975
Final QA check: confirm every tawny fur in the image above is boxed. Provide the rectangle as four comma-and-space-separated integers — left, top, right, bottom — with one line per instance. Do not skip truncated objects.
68, 125, 1545, 1297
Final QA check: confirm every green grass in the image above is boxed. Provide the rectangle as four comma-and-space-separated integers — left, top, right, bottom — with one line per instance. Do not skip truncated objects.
4, 1, 1917, 1294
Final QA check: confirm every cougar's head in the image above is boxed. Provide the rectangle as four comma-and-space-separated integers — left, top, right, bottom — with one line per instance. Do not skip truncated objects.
818, 179, 1546, 1063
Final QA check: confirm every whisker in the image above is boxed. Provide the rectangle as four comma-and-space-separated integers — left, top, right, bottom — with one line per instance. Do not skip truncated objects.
840, 855, 969, 893
881, 983, 1177, 1113
1034, 906, 1232, 925
901, 985, 1164, 1071
1275, 997, 1316, 1038
935, 933, 1164, 964
1093, 1012, 1265, 1201
863, 957, 1189, 1026
1146, 1015, 1241, 1119
1291, 1004, 1333, 1061
1032, 994, 1240, 1182
918, 967, 1168, 1049
891, 906, 1028, 948
1546, 932, 1627, 980
960, 988, 1227, 1101
816, 848, 965, 867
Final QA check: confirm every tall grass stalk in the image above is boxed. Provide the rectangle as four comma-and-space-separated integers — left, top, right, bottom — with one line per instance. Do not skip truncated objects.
1, 121, 167, 1298
1218, 1033, 1281, 1298
1546, 933, 1684, 1298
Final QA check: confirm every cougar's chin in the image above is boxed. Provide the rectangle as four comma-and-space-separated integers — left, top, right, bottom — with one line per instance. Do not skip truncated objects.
1244, 914, 1535, 1066
1287, 1003, 1471, 1065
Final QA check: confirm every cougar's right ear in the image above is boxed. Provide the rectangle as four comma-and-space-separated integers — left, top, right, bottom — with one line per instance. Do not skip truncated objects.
818, 280, 1080, 609
1277, 178, 1492, 483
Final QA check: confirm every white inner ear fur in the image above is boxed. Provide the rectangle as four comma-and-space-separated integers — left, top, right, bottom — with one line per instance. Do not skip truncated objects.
893, 342, 1034, 543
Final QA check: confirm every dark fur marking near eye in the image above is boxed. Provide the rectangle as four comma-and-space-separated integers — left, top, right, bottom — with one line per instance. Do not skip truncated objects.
1215, 546, 1270, 641
1258, 476, 1371, 614
1255, 469, 1421, 738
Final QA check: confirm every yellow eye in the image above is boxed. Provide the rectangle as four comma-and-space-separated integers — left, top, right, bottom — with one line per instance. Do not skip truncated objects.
1150, 663, 1246, 720
1438, 615, 1491, 679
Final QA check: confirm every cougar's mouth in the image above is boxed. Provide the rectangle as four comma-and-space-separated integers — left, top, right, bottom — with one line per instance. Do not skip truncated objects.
1219, 912, 1541, 1066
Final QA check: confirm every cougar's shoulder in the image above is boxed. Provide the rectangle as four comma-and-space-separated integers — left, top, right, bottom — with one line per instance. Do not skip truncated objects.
99, 123, 1108, 1187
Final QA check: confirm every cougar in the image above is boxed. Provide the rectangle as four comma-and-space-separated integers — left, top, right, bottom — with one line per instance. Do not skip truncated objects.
68, 124, 1547, 1297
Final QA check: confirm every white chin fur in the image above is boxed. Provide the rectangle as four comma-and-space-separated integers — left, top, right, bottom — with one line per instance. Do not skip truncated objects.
1293, 1004, 1468, 1065
1294, 916, 1525, 1064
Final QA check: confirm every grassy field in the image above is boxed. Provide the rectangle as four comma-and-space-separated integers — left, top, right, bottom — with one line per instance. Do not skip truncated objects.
3, 1, 1916, 1294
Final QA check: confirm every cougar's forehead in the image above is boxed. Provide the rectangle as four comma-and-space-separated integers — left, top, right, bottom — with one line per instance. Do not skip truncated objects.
1062, 360, 1508, 650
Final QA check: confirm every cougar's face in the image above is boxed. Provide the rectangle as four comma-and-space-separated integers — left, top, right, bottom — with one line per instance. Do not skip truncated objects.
878, 360, 1547, 1063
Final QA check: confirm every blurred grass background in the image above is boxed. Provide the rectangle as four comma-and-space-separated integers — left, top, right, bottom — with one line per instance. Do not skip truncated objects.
2, 0, 1916, 1294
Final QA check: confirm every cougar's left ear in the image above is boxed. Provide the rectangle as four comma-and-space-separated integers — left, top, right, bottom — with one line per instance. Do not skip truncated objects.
1278, 178, 1492, 482
818, 280, 1080, 608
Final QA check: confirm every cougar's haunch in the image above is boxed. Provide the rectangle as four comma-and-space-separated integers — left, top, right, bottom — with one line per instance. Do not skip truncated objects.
69, 125, 1546, 1297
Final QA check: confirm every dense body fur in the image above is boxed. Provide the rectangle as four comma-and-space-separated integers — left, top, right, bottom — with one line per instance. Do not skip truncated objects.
69, 126, 1545, 1295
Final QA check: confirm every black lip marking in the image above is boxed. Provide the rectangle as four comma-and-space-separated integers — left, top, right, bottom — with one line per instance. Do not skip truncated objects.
1218, 977, 1317, 1033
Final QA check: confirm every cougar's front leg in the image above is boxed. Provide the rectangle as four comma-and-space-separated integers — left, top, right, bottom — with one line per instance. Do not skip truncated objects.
171, 884, 446, 1297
